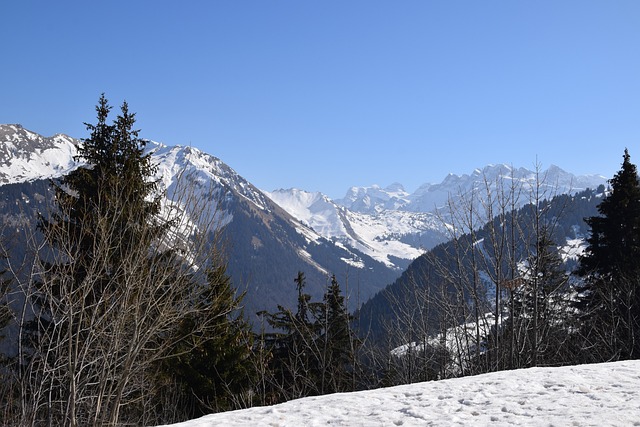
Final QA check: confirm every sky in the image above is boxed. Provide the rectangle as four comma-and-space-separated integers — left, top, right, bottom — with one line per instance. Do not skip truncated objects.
2, 1, 640, 199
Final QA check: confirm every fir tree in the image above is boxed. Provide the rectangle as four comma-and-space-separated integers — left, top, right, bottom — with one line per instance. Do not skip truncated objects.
577, 149, 640, 360
319, 275, 355, 393
260, 271, 321, 401
22, 95, 203, 425
168, 264, 256, 415
0, 251, 11, 346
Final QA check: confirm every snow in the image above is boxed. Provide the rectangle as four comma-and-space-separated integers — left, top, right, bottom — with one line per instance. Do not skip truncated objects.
0, 125, 81, 184
266, 188, 444, 269
158, 360, 640, 426
560, 238, 587, 262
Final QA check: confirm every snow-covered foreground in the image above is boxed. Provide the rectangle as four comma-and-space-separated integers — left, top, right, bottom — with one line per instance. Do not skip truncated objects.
160, 361, 640, 427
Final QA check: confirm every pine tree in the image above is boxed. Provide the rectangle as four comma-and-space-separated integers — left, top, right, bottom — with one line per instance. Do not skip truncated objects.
0, 252, 11, 346
577, 149, 640, 360
504, 228, 569, 368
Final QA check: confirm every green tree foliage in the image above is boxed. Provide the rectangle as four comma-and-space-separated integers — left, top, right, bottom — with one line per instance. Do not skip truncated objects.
318, 274, 356, 393
168, 264, 257, 415
259, 271, 320, 401
260, 272, 358, 402
577, 149, 640, 360
23, 95, 171, 425
40, 94, 161, 269
15, 95, 243, 426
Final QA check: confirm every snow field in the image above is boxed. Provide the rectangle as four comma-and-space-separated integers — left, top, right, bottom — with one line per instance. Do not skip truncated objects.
159, 360, 640, 426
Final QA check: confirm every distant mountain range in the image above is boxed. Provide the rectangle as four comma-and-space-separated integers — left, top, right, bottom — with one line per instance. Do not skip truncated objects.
0, 124, 608, 322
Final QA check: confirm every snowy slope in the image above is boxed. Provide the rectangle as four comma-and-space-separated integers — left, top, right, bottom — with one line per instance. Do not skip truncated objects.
0, 124, 81, 184
266, 188, 448, 268
159, 360, 640, 426
270, 165, 606, 271
338, 182, 410, 213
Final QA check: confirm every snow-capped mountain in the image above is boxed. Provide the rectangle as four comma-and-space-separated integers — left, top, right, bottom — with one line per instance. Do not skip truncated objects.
0, 124, 609, 318
337, 182, 410, 213
0, 124, 80, 184
266, 188, 447, 269
0, 124, 400, 318
266, 164, 607, 274
340, 164, 607, 215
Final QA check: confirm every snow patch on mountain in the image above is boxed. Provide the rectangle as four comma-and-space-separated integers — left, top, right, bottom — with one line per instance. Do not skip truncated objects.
337, 182, 410, 213
0, 124, 81, 184
266, 188, 445, 268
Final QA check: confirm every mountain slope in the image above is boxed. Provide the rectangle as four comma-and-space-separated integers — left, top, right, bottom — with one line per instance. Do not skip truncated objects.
0, 124, 80, 184
266, 188, 448, 270
267, 165, 606, 275
0, 124, 399, 319
356, 187, 603, 340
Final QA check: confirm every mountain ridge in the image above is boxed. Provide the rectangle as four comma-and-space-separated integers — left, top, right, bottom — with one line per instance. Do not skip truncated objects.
0, 124, 609, 320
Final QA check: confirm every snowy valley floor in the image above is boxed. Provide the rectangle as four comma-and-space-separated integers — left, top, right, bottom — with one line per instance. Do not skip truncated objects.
161, 361, 640, 426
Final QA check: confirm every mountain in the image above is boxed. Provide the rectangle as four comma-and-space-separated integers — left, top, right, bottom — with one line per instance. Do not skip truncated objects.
0, 124, 80, 184
0, 124, 399, 321
340, 164, 607, 215
356, 186, 604, 341
0, 124, 609, 323
267, 165, 607, 275
336, 182, 410, 213
266, 188, 448, 270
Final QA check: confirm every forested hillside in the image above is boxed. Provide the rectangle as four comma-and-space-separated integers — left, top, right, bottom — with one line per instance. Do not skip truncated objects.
357, 186, 604, 342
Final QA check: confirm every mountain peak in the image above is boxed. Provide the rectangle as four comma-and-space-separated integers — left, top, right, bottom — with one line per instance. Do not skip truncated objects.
0, 124, 80, 184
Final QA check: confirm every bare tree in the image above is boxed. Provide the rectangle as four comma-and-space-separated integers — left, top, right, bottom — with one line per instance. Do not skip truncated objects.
4, 169, 232, 426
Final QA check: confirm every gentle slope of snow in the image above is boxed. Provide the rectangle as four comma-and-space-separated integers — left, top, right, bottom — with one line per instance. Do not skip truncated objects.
159, 361, 640, 426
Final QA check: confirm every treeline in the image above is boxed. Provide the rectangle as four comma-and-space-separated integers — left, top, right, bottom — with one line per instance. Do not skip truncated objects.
1, 97, 639, 425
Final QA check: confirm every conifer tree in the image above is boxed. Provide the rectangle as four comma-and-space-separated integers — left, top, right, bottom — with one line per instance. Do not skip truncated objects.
20, 95, 226, 426
0, 252, 10, 346
504, 228, 569, 368
168, 264, 256, 415
260, 271, 321, 401
319, 275, 355, 393
577, 149, 640, 360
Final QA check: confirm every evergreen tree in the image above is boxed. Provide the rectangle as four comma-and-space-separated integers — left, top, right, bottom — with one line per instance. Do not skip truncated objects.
0, 251, 11, 348
503, 228, 570, 368
319, 275, 355, 393
168, 264, 256, 415
577, 149, 640, 360
21, 95, 216, 426
260, 271, 321, 401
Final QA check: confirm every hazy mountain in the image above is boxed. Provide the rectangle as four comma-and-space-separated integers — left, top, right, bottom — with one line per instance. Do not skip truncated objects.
268, 165, 607, 275
339, 164, 607, 215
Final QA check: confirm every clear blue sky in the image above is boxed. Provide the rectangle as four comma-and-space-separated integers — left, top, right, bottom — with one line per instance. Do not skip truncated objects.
3, 1, 639, 199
